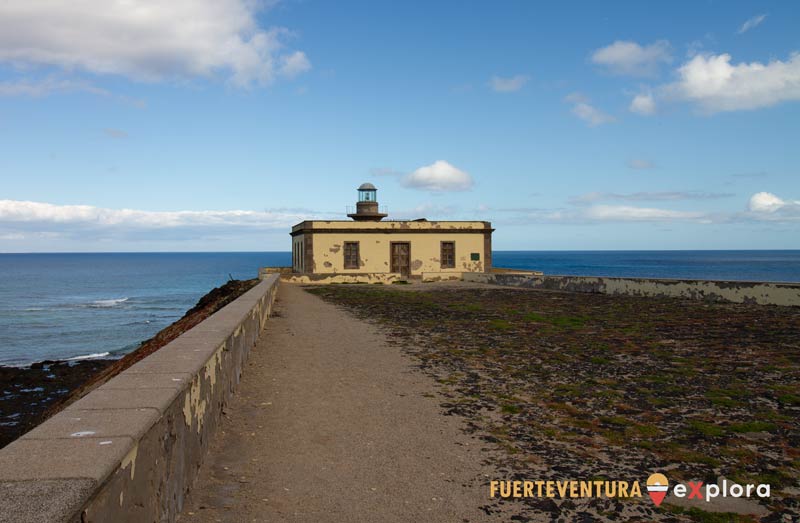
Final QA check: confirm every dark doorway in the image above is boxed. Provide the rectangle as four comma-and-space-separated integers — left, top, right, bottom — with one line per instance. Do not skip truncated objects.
390, 242, 411, 277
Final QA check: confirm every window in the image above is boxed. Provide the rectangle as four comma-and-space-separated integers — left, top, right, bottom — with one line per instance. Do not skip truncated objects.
344, 242, 360, 269
441, 241, 455, 269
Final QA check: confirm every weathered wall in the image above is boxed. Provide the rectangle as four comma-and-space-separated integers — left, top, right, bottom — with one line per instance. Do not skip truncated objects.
0, 274, 280, 523
259, 266, 293, 276
275, 272, 402, 285
421, 272, 466, 282
463, 273, 800, 306
311, 232, 486, 275
290, 220, 493, 275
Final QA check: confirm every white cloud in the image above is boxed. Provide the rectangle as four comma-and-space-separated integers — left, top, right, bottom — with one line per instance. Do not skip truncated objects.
627, 159, 655, 170
664, 52, 800, 113
0, 233, 25, 241
572, 103, 615, 126
489, 74, 529, 93
738, 14, 767, 34
584, 205, 704, 222
0, 199, 312, 242
748, 192, 785, 212
629, 92, 656, 115
279, 51, 312, 78
591, 40, 672, 77
0, 0, 309, 87
0, 76, 147, 106
0, 77, 110, 97
402, 161, 473, 192
747, 192, 800, 220
534, 204, 707, 224
571, 191, 731, 205
487, 193, 800, 226
566, 94, 615, 127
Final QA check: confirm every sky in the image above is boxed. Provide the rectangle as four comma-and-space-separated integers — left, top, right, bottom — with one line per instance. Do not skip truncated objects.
0, 0, 798, 252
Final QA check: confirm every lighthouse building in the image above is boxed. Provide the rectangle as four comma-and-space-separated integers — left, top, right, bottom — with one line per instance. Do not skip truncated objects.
290, 184, 493, 278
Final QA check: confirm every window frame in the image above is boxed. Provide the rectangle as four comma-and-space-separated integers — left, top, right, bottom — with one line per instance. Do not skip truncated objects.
440, 241, 456, 269
343, 241, 360, 270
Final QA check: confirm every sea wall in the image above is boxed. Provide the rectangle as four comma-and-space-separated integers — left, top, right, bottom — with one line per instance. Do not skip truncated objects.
0, 274, 280, 523
463, 273, 800, 306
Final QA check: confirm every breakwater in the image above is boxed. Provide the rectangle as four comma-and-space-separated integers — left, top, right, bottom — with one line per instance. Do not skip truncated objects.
0, 274, 280, 523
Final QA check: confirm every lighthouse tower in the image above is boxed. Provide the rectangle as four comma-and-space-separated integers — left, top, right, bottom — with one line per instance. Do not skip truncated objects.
347, 183, 388, 221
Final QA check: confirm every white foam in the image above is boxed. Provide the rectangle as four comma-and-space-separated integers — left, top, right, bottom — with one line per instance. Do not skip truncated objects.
65, 352, 111, 361
89, 297, 129, 308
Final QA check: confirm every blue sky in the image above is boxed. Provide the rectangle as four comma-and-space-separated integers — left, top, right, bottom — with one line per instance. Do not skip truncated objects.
0, 0, 798, 252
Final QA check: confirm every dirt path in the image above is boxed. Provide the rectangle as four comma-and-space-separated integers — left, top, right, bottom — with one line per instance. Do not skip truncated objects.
179, 283, 504, 523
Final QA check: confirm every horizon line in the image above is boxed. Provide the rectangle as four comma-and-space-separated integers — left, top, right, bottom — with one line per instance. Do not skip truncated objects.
1, 249, 799, 255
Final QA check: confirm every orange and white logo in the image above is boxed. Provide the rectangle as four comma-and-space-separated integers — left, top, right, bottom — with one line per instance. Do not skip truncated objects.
646, 473, 669, 506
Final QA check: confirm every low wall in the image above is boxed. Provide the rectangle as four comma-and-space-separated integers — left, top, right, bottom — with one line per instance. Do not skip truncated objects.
259, 266, 293, 277
421, 269, 543, 282
490, 268, 544, 276
422, 272, 465, 282
463, 273, 800, 306
263, 270, 402, 285
0, 274, 280, 523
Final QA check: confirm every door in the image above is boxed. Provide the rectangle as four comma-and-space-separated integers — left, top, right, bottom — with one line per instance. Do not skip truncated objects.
390, 242, 411, 277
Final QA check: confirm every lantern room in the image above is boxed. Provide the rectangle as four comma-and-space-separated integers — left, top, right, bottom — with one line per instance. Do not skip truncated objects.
347, 183, 388, 221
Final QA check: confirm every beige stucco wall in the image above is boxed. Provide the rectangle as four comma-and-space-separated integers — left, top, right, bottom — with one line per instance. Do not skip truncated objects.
307, 232, 486, 274
291, 220, 492, 276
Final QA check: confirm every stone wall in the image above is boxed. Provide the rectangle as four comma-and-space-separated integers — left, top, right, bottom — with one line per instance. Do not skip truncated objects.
463, 273, 800, 306
0, 274, 280, 523
259, 266, 294, 277
268, 271, 402, 285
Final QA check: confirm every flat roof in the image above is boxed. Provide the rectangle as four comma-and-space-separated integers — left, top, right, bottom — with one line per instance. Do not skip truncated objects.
291, 220, 493, 235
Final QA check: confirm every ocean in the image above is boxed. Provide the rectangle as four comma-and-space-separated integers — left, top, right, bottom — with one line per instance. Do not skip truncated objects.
0, 250, 798, 366
0, 253, 289, 366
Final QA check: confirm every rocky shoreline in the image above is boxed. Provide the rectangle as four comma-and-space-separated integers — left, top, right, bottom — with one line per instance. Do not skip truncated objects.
0, 359, 115, 448
0, 278, 259, 449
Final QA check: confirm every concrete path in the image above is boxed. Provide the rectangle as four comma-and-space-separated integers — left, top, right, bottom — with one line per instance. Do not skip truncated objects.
178, 283, 499, 523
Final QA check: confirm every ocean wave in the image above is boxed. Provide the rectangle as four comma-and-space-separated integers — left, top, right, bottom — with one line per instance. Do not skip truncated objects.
88, 297, 129, 308
64, 352, 111, 361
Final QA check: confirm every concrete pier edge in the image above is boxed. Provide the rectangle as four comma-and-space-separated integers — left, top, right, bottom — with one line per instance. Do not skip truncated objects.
0, 274, 280, 523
